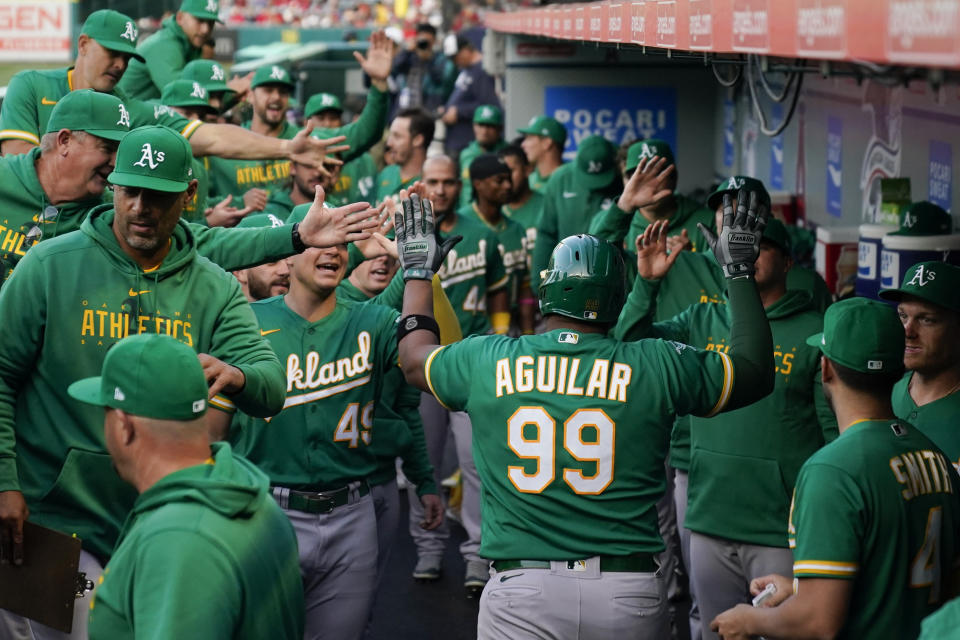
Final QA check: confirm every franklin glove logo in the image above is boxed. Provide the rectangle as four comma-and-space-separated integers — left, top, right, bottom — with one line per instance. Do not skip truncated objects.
729, 232, 756, 244
406, 241, 429, 255
121, 21, 137, 42
116, 104, 131, 128
133, 143, 166, 169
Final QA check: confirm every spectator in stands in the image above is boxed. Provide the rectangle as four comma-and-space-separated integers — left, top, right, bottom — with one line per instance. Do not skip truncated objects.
440, 35, 500, 159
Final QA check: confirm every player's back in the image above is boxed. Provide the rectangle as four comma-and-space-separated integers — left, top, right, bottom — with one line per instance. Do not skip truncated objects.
794, 419, 960, 640
425, 328, 731, 562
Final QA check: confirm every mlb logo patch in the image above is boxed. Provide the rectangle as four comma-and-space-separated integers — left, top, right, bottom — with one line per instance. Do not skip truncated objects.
867, 360, 883, 370
192, 399, 206, 413
558, 332, 580, 344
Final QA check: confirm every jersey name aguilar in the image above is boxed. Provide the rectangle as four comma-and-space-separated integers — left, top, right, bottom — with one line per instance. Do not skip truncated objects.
438, 240, 487, 286
495, 355, 632, 403
282, 331, 373, 410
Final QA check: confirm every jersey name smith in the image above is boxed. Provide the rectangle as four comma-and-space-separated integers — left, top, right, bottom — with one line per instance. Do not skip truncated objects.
890, 448, 955, 501
495, 355, 632, 403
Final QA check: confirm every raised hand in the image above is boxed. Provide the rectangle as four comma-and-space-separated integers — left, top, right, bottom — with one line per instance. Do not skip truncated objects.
617, 155, 676, 212
635, 219, 683, 281
353, 31, 394, 86
395, 192, 461, 281
298, 186, 381, 248
698, 189, 768, 279
287, 123, 349, 178
205, 194, 255, 227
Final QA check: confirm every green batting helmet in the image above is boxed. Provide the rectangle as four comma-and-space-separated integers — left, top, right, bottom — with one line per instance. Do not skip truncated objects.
539, 235, 626, 324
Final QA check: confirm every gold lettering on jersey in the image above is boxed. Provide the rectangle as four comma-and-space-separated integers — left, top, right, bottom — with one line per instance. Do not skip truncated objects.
235, 160, 291, 186
80, 309, 194, 345
889, 449, 954, 501
494, 357, 631, 403
286, 331, 372, 393
0, 223, 28, 257
438, 240, 487, 281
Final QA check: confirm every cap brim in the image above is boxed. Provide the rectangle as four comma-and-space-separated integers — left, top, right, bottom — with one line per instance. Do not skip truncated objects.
94, 38, 146, 63
252, 80, 296, 91
108, 171, 190, 193
574, 167, 615, 190
184, 10, 223, 22
805, 332, 825, 349
516, 126, 538, 135
84, 128, 129, 142
67, 376, 107, 406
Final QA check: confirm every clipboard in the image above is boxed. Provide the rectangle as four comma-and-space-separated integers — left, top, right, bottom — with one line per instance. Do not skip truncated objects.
0, 521, 83, 633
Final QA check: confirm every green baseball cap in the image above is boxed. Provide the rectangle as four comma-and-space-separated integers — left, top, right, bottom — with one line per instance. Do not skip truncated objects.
80, 10, 145, 63
180, 59, 230, 93
879, 261, 960, 312
625, 139, 675, 172
890, 201, 953, 236
573, 135, 617, 190
761, 218, 791, 254
108, 125, 194, 193
45, 90, 133, 141
805, 298, 904, 374
179, 0, 222, 22
68, 333, 208, 421
304, 92, 343, 118
517, 115, 567, 147
251, 64, 295, 90
473, 104, 503, 126
707, 175, 772, 211
161, 79, 213, 112
236, 213, 287, 229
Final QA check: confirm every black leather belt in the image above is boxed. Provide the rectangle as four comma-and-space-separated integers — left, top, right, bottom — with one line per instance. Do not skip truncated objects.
492, 552, 657, 573
273, 482, 370, 514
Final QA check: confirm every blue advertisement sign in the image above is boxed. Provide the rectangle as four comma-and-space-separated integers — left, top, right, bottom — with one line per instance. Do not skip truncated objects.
723, 99, 735, 168
929, 140, 952, 211
826, 117, 843, 217
769, 103, 784, 190
544, 86, 677, 162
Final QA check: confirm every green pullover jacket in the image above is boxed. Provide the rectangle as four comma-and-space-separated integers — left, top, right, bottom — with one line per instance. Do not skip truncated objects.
88, 443, 304, 639
0, 208, 285, 559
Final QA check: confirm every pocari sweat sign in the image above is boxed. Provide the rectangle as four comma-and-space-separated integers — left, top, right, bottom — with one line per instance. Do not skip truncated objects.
545, 86, 677, 161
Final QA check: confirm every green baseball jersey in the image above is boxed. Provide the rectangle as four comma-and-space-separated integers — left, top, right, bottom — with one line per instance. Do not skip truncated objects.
503, 190, 544, 262
87, 443, 304, 640
116, 16, 198, 101
181, 156, 210, 224
207, 121, 300, 203
437, 213, 508, 337
0, 68, 201, 147
458, 139, 507, 208
894, 376, 960, 473
0, 207, 285, 560
333, 152, 377, 204
530, 163, 620, 291
528, 166, 557, 194
459, 204, 528, 308
790, 419, 960, 640
229, 295, 399, 489
374, 164, 419, 203
423, 329, 735, 559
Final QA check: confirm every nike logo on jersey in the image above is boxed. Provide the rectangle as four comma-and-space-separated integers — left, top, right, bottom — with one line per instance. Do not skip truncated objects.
127, 288, 150, 297
40, 97, 57, 105
499, 573, 524, 583
260, 328, 281, 336
562, 191, 578, 199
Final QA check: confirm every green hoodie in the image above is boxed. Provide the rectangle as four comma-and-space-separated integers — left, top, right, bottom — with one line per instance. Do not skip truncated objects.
88, 443, 304, 640
117, 15, 199, 102
616, 278, 837, 547
0, 208, 285, 559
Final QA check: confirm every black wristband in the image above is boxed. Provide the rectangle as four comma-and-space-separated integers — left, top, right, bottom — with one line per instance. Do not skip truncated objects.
397, 314, 440, 342
291, 223, 307, 253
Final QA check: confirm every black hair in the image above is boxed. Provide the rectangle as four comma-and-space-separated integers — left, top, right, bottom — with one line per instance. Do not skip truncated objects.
416, 23, 437, 37
499, 144, 528, 166
396, 107, 435, 149
831, 360, 904, 396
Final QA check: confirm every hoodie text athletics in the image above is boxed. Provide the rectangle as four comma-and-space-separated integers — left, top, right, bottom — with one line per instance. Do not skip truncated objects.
87, 443, 304, 640
0, 207, 285, 560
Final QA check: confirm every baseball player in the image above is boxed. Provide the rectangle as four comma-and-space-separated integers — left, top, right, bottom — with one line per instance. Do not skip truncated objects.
0, 10, 347, 170
516, 115, 566, 193
68, 334, 303, 639
615, 211, 837, 640
375, 108, 435, 203
500, 144, 544, 262
712, 298, 960, 640
231, 214, 292, 302
180, 59, 241, 120
458, 105, 507, 207
530, 135, 621, 291
881, 261, 960, 470
159, 79, 216, 223
303, 92, 378, 206
262, 154, 345, 217
392, 173, 776, 638
406, 156, 510, 594
224, 207, 436, 639
0, 125, 291, 639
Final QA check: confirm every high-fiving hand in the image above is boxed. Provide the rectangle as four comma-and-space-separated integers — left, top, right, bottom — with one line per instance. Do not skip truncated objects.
394, 189, 461, 281
698, 189, 768, 279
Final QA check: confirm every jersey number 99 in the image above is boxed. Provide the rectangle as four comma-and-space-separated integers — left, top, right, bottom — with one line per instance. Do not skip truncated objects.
507, 407, 614, 495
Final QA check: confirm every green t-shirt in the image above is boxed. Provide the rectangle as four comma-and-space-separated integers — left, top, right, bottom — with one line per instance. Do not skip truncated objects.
207, 120, 300, 204
458, 138, 507, 208
87, 444, 303, 640
229, 295, 399, 489
0, 67, 201, 147
423, 329, 734, 560
893, 375, 960, 473
790, 419, 960, 640
436, 213, 508, 337
503, 190, 544, 263
116, 16, 197, 102
333, 152, 377, 205
459, 204, 528, 308
374, 164, 419, 203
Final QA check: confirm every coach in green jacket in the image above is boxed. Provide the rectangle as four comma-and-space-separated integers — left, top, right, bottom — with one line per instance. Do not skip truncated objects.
117, 0, 220, 101
615, 211, 837, 640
